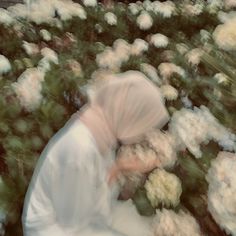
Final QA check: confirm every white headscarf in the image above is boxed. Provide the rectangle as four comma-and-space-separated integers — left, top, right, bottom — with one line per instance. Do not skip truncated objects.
77, 71, 169, 156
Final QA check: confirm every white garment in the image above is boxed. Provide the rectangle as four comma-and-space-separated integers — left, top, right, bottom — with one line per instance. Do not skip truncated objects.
22, 114, 153, 236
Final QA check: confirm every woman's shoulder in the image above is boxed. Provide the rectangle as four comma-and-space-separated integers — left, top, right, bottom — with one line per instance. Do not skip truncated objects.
42, 115, 98, 166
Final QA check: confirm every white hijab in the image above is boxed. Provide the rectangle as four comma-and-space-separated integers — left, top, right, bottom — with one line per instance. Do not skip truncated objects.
77, 71, 169, 156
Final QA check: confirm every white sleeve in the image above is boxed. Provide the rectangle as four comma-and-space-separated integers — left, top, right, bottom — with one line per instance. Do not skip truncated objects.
22, 144, 97, 236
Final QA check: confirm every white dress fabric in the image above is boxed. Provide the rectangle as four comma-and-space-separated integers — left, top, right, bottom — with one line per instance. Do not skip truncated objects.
22, 114, 153, 236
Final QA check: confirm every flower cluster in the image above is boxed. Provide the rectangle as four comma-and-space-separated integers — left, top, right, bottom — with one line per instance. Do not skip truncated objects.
145, 130, 177, 168
152, 209, 202, 236
8, 0, 86, 25
206, 152, 236, 236
160, 85, 178, 101
150, 33, 169, 48
96, 38, 149, 71
145, 169, 182, 208
104, 12, 117, 26
136, 11, 153, 30
0, 55, 11, 75
213, 18, 236, 51
158, 63, 185, 79
169, 106, 236, 158
11, 68, 45, 111
38, 48, 59, 73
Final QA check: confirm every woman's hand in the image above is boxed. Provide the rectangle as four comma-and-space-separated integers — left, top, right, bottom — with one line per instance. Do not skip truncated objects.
107, 155, 160, 185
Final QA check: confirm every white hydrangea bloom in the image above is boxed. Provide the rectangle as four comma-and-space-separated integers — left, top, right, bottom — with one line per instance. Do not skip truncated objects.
153, 1, 176, 18
158, 63, 185, 79
41, 47, 59, 65
113, 39, 131, 62
213, 18, 236, 50
136, 11, 153, 30
145, 130, 177, 168
96, 47, 121, 71
160, 85, 178, 101
83, 0, 97, 7
152, 209, 202, 236
96, 39, 131, 71
22, 41, 39, 56
214, 73, 229, 84
0, 8, 15, 26
217, 11, 236, 24
182, 2, 204, 16
40, 29, 52, 41
145, 169, 182, 208
38, 58, 51, 73
143, 0, 153, 11
104, 12, 117, 26
206, 152, 236, 236
169, 106, 236, 158
150, 33, 169, 48
12, 68, 45, 111
207, 0, 224, 14
185, 48, 204, 66
117, 144, 158, 188
225, 0, 236, 9
9, 0, 86, 24
130, 39, 149, 56
128, 3, 142, 15
0, 55, 11, 75
140, 63, 161, 85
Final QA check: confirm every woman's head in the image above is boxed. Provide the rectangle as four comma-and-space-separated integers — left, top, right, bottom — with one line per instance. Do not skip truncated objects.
91, 71, 169, 145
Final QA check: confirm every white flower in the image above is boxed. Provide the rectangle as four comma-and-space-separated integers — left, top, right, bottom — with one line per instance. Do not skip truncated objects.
143, 0, 153, 11
153, 1, 176, 18
130, 39, 149, 56
12, 68, 45, 111
41, 48, 59, 65
104, 12, 117, 26
160, 85, 178, 101
213, 18, 236, 50
67, 59, 83, 77
182, 3, 204, 16
225, 0, 236, 9
152, 209, 202, 236
83, 0, 97, 7
113, 39, 131, 62
22, 41, 39, 56
96, 48, 122, 71
128, 3, 142, 15
158, 63, 185, 79
206, 152, 236, 236
217, 11, 236, 23
150, 33, 169, 48
145, 130, 177, 168
214, 73, 229, 84
185, 48, 204, 66
169, 106, 236, 158
117, 144, 158, 188
40, 29, 52, 41
140, 63, 161, 84
145, 169, 182, 208
0, 55, 11, 75
0, 8, 15, 26
37, 58, 51, 73
136, 11, 153, 30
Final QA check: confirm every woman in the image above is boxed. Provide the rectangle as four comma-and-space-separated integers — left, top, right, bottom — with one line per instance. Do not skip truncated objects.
22, 70, 169, 236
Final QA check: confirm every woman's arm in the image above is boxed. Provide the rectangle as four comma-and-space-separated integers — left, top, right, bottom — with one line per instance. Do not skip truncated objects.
107, 154, 160, 185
